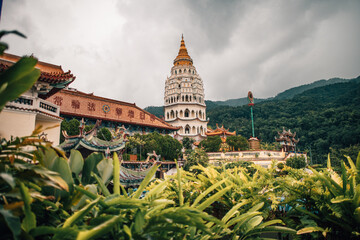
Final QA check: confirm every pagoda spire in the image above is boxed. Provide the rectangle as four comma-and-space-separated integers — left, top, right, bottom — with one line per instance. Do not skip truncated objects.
173, 35, 193, 66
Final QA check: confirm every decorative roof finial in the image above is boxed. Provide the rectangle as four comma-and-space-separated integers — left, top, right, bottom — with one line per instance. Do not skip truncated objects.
181, 33, 184, 40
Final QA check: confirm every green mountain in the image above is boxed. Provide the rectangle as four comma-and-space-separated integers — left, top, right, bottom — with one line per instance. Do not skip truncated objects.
273, 76, 358, 100
206, 78, 360, 164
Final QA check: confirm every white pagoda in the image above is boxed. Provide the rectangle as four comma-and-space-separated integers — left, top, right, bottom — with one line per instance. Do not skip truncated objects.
164, 35, 208, 141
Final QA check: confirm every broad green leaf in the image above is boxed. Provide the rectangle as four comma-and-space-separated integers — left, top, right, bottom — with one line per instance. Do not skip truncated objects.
0, 57, 40, 110
113, 152, 120, 194
96, 157, 113, 183
81, 152, 104, 185
69, 149, 84, 175
242, 215, 263, 234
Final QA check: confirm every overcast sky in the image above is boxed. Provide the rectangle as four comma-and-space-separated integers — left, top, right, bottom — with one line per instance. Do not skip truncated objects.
1, 0, 359, 108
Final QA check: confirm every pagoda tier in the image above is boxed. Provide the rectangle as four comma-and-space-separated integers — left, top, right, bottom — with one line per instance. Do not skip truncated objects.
164, 36, 208, 141
275, 127, 299, 152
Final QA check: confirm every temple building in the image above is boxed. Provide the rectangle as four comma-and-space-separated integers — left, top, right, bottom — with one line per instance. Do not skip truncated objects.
0, 53, 75, 145
48, 88, 179, 137
164, 36, 208, 141
275, 128, 299, 152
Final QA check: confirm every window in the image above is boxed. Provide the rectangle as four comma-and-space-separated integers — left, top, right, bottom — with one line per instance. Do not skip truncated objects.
185, 125, 190, 134
185, 109, 190, 118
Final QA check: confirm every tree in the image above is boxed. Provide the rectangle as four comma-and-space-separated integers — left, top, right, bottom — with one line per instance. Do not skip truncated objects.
226, 135, 249, 151
182, 137, 194, 150
60, 119, 80, 143
200, 136, 222, 152
184, 148, 209, 171
286, 155, 306, 169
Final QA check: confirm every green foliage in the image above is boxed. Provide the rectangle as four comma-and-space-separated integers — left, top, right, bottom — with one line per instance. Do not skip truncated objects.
127, 132, 182, 160
199, 135, 222, 152
60, 119, 80, 143
184, 148, 209, 171
283, 153, 360, 239
286, 155, 307, 169
329, 144, 360, 171
182, 137, 194, 150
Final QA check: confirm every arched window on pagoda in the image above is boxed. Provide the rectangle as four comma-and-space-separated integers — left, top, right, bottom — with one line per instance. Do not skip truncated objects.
191, 110, 195, 118
190, 95, 192, 102
192, 126, 196, 134
199, 110, 202, 119
185, 95, 189, 102
180, 110, 183, 118
182, 96, 184, 102
170, 110, 175, 119
185, 125, 190, 134
200, 126, 203, 135
175, 70, 177, 74
179, 69, 182, 73
185, 109, 190, 118
167, 112, 169, 120
197, 127, 200, 134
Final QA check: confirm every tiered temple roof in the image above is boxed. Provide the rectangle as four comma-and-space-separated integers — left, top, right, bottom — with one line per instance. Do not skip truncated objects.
0, 53, 75, 98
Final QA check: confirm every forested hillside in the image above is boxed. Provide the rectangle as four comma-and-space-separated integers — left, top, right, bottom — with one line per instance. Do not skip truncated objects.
273, 76, 358, 100
207, 78, 360, 163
